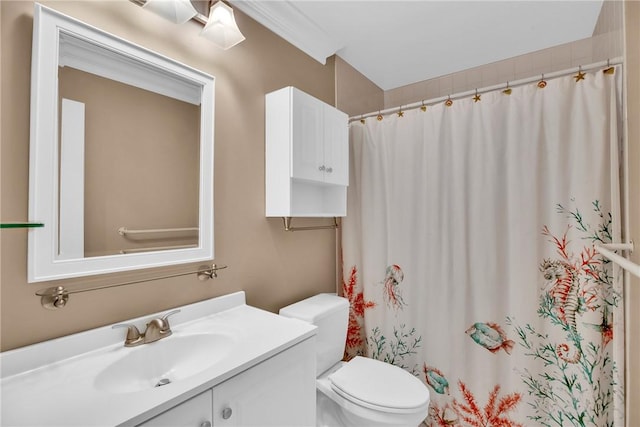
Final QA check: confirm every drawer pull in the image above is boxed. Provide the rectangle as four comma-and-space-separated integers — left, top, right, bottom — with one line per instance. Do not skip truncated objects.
222, 407, 233, 420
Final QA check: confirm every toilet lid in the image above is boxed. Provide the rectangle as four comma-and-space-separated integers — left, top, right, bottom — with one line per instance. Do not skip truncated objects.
328, 356, 429, 412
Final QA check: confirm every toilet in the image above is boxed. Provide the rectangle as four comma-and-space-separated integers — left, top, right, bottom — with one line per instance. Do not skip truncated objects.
280, 293, 430, 427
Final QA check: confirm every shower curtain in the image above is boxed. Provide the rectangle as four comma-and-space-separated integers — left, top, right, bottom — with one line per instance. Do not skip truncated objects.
341, 68, 624, 427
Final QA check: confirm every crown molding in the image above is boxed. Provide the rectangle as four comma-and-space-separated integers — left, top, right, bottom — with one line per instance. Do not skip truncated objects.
229, 0, 342, 64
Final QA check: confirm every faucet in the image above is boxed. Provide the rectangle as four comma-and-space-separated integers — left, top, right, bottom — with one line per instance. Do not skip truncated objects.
112, 309, 181, 347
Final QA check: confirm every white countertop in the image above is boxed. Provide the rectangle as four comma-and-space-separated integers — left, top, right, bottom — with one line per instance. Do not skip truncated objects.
0, 292, 316, 427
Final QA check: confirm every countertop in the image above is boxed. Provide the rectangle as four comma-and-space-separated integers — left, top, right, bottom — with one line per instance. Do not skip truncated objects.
0, 291, 316, 426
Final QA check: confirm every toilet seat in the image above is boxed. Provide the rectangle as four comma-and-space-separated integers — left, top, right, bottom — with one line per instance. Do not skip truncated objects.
328, 356, 430, 414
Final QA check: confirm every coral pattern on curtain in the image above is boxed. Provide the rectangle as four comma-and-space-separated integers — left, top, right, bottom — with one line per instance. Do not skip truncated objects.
341, 68, 624, 427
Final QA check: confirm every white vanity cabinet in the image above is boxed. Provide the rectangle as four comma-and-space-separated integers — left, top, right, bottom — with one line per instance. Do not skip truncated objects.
212, 336, 316, 426
266, 86, 348, 217
137, 337, 315, 427
137, 390, 213, 427
1, 292, 318, 427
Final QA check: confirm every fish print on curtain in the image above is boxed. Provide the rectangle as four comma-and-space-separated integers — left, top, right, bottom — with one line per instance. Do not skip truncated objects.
343, 187, 622, 427
341, 68, 624, 427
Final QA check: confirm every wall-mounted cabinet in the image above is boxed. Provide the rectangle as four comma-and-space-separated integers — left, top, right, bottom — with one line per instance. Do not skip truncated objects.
266, 86, 348, 217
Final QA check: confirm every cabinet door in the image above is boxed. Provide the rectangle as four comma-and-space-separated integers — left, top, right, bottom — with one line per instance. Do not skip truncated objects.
137, 389, 213, 427
212, 338, 316, 427
322, 105, 349, 186
291, 89, 324, 182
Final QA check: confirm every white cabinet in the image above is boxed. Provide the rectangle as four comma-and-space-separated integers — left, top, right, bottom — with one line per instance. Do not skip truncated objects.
289, 88, 348, 185
138, 390, 212, 427
136, 338, 316, 427
321, 104, 349, 185
212, 338, 316, 426
266, 86, 348, 217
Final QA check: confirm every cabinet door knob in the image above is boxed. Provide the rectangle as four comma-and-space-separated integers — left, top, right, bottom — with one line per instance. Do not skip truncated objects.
318, 165, 326, 171
200, 422, 212, 427
326, 167, 333, 173
222, 407, 233, 420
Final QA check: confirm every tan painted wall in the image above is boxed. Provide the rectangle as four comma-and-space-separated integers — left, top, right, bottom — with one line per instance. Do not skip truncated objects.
334, 56, 384, 117
624, 3, 639, 426
0, 0, 337, 351
384, 10, 623, 108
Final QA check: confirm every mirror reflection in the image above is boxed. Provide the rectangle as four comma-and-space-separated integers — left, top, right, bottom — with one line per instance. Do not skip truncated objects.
57, 66, 200, 259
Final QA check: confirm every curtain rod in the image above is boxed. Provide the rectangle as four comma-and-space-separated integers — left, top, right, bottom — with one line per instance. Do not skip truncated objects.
349, 57, 623, 122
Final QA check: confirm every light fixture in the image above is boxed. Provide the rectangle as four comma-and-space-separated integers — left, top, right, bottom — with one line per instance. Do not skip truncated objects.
142, 0, 198, 25
200, 1, 246, 50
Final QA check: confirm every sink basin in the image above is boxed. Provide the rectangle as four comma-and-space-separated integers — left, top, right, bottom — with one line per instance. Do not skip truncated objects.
94, 333, 236, 393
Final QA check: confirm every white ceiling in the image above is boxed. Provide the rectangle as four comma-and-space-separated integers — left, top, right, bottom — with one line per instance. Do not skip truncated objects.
231, 0, 604, 91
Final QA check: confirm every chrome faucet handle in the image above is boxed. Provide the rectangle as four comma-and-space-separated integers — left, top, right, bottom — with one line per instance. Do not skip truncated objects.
112, 323, 143, 347
160, 309, 181, 332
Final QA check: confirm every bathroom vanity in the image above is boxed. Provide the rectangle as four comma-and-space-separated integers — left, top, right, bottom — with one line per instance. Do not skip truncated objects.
0, 292, 317, 426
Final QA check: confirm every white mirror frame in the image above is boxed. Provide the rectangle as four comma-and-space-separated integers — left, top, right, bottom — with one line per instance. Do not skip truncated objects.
28, 4, 214, 282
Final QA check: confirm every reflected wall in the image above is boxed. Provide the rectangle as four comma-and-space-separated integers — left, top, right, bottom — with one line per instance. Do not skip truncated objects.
58, 67, 200, 258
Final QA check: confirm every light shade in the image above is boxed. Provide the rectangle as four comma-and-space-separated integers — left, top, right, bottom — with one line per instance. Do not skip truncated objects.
200, 1, 246, 50
143, 0, 198, 25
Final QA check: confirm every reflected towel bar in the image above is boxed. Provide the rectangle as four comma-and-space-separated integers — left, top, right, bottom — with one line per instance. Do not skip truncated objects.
35, 264, 227, 309
120, 244, 198, 254
118, 227, 199, 236
595, 242, 640, 278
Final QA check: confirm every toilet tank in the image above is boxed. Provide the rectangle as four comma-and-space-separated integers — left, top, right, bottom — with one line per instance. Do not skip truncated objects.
279, 294, 350, 375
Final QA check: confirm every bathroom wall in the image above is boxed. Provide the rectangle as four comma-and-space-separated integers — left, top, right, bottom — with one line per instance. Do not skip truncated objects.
334, 56, 384, 117
0, 0, 338, 351
384, 2, 623, 108
334, 2, 623, 117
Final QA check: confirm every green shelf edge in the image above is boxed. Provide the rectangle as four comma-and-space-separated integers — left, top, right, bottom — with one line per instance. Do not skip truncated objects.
0, 222, 44, 229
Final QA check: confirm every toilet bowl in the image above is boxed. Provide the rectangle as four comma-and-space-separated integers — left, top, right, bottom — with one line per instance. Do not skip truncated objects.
280, 294, 430, 427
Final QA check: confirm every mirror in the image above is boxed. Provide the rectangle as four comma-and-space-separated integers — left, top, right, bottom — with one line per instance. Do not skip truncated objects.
28, 4, 214, 282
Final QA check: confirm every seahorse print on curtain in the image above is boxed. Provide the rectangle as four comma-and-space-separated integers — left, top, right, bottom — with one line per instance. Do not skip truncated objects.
507, 201, 622, 427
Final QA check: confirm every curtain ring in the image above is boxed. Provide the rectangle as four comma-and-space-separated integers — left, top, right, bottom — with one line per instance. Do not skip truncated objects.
420, 101, 427, 112
537, 74, 547, 89
574, 65, 586, 82
445, 96, 453, 107
502, 81, 512, 95
377, 111, 383, 121
397, 106, 404, 117
604, 59, 615, 75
